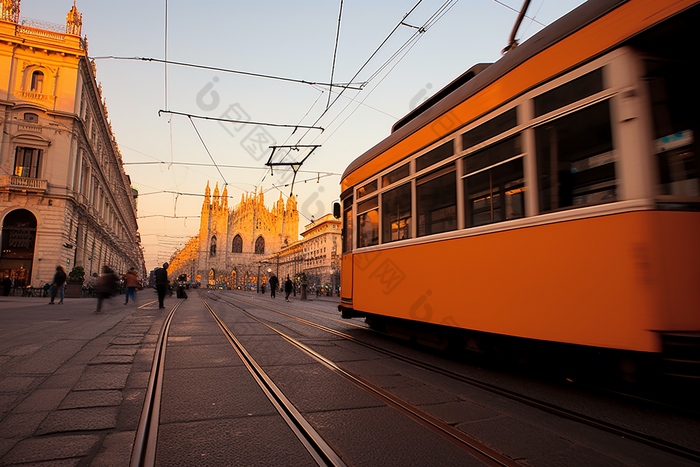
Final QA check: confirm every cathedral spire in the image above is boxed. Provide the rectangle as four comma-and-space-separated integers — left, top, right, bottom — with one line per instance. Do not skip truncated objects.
204, 181, 211, 208
66, 1, 82, 36
222, 185, 228, 211
213, 182, 220, 208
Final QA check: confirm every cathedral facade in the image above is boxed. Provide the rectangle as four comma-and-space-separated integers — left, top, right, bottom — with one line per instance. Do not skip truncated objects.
168, 182, 298, 289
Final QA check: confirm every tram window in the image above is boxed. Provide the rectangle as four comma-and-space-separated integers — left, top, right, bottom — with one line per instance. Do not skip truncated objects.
382, 183, 412, 243
357, 179, 377, 198
464, 135, 521, 174
462, 107, 517, 151
417, 165, 457, 236
536, 101, 615, 212
416, 141, 453, 172
357, 197, 379, 247
464, 158, 524, 227
534, 68, 604, 117
382, 163, 410, 187
646, 59, 699, 197
342, 197, 353, 253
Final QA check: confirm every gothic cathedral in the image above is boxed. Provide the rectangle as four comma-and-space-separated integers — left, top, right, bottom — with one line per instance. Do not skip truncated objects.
194, 181, 298, 288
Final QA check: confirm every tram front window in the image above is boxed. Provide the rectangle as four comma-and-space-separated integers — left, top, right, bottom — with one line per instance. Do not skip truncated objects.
382, 183, 412, 242
342, 197, 353, 253
357, 197, 379, 247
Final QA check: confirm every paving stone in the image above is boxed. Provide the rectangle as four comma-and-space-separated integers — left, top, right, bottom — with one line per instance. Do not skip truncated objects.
1, 434, 99, 464
90, 430, 135, 467
37, 365, 84, 390
109, 337, 143, 345
421, 400, 501, 424
0, 376, 37, 392
89, 355, 134, 365
13, 459, 81, 467
99, 346, 139, 356
0, 412, 48, 438
36, 407, 118, 435
59, 390, 123, 409
74, 365, 131, 391
0, 438, 18, 460
125, 370, 150, 389
12, 388, 71, 413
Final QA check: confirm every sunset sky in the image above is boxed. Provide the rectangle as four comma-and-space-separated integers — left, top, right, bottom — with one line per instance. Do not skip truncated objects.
23, 0, 585, 270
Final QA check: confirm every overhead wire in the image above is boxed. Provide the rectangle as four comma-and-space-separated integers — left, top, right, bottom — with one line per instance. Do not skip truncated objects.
187, 116, 228, 186
89, 56, 365, 91
327, 0, 344, 110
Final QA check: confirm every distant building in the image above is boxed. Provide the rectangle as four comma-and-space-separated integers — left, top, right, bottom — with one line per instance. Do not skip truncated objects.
0, 1, 144, 287
271, 213, 341, 292
167, 182, 299, 289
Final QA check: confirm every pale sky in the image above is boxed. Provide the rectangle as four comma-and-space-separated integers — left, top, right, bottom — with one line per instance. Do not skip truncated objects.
22, 0, 585, 271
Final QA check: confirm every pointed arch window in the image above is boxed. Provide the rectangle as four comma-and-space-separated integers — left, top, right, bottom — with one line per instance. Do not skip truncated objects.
232, 234, 243, 253
254, 236, 265, 255
210, 236, 217, 256
30, 71, 44, 93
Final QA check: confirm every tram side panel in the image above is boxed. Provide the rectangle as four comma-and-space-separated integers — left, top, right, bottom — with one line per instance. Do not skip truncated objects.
351, 211, 700, 354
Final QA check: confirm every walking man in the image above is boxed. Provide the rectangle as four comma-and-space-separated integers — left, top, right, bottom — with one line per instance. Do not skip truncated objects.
48, 266, 66, 305
269, 274, 279, 298
284, 276, 293, 302
155, 263, 168, 309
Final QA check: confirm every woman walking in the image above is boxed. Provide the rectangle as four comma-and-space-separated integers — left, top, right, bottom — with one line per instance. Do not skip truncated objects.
124, 267, 139, 305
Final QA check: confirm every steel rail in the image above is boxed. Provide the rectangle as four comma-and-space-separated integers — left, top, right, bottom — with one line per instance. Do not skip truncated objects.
130, 302, 181, 467
210, 293, 522, 467
216, 292, 700, 465
198, 295, 348, 467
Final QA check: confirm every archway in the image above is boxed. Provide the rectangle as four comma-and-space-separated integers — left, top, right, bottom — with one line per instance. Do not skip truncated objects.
0, 209, 37, 287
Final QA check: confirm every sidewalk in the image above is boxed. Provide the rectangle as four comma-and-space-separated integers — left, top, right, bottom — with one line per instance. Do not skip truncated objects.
0, 294, 168, 466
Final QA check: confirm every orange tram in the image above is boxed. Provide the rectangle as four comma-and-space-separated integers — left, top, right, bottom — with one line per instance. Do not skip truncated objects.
338, 0, 700, 380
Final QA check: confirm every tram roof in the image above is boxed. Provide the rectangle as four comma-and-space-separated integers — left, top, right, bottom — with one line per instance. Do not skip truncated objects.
340, 0, 631, 184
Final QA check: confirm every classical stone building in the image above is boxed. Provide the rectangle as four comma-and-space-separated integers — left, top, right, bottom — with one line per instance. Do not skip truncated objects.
271, 213, 341, 292
168, 181, 299, 289
0, 1, 144, 288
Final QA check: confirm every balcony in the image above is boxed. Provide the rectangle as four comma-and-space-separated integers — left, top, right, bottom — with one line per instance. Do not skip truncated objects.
0, 175, 48, 193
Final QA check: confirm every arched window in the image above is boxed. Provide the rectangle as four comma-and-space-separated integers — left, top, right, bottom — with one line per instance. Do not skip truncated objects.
254, 236, 265, 255
210, 236, 217, 256
232, 234, 242, 253
30, 71, 44, 93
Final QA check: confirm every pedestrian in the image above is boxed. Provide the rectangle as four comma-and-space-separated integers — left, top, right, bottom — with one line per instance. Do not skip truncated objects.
94, 266, 118, 313
269, 274, 279, 298
124, 267, 139, 305
155, 263, 169, 309
284, 276, 293, 302
2, 275, 11, 296
48, 266, 66, 305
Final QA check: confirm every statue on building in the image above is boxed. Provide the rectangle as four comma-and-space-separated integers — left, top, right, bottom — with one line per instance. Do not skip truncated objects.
1, 0, 21, 23
65, 1, 82, 36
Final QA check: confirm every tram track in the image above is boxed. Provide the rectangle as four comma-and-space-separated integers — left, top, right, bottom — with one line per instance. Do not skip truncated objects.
129, 297, 347, 467
203, 293, 523, 467
210, 291, 700, 465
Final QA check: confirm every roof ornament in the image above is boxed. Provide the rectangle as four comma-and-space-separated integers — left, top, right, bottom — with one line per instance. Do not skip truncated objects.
1, 0, 21, 23
66, 1, 82, 36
